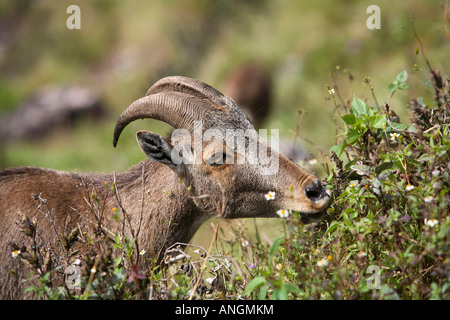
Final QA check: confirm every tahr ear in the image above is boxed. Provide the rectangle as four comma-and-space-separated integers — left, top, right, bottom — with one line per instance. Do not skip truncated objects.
136, 130, 177, 168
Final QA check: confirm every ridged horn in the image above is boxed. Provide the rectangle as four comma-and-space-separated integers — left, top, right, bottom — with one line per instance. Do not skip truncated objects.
146, 76, 228, 107
113, 91, 218, 147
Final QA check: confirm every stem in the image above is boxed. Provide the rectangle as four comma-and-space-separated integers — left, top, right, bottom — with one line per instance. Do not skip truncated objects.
188, 216, 222, 300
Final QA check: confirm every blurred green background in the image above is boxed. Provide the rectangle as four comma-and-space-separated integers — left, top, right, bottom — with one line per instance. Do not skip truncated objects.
0, 0, 448, 173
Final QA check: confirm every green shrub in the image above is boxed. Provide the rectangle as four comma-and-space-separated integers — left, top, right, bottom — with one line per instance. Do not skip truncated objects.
243, 60, 449, 300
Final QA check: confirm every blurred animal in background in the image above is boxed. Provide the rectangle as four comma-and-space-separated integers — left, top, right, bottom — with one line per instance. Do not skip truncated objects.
222, 63, 309, 162
222, 63, 272, 129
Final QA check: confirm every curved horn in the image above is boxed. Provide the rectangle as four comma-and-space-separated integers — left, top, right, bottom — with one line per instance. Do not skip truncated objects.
113, 91, 216, 147
146, 76, 229, 107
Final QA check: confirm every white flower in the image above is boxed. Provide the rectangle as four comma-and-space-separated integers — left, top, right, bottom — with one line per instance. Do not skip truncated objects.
405, 184, 415, 191
390, 132, 401, 141
90, 266, 97, 273
276, 209, 289, 218
356, 251, 367, 257
425, 218, 438, 228
264, 191, 276, 201
432, 170, 440, 176
349, 181, 358, 188
317, 258, 329, 267
433, 182, 442, 189
11, 250, 20, 258
308, 158, 318, 165
275, 263, 283, 271
329, 88, 335, 95
424, 195, 434, 203
139, 250, 146, 256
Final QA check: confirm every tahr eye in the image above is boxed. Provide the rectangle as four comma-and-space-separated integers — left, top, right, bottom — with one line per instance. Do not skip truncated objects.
205, 152, 228, 167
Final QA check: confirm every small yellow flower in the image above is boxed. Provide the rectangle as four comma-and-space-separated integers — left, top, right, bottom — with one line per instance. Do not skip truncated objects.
327, 255, 333, 261
390, 132, 401, 141
275, 263, 283, 271
11, 250, 20, 258
317, 258, 329, 267
308, 158, 318, 165
276, 209, 289, 218
349, 181, 358, 188
314, 249, 320, 254
424, 195, 434, 203
425, 218, 438, 228
264, 191, 276, 201
405, 184, 415, 191
112, 207, 117, 212
139, 250, 146, 256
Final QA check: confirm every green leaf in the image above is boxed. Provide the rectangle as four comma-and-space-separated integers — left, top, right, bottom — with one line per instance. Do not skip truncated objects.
343, 212, 352, 227
24, 286, 38, 293
351, 97, 373, 117
347, 127, 366, 145
397, 83, 409, 90
370, 114, 387, 129
325, 220, 339, 236
388, 71, 408, 93
330, 142, 347, 158
395, 70, 408, 83
243, 276, 267, 297
344, 158, 358, 170
258, 284, 270, 300
269, 235, 284, 267
388, 83, 397, 93
423, 79, 434, 88
342, 114, 357, 125
40, 272, 51, 283
375, 161, 393, 174
384, 122, 408, 133
275, 284, 300, 300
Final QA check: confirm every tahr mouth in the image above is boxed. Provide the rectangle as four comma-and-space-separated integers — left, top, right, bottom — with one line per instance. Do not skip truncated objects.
297, 210, 327, 224
292, 194, 332, 224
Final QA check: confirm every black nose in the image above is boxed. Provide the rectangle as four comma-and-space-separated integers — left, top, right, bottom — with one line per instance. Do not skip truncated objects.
305, 180, 329, 202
